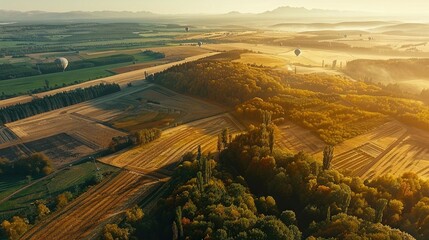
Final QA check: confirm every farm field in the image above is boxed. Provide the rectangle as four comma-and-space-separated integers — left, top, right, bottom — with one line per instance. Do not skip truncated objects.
102, 113, 243, 169
0, 82, 226, 166
0, 51, 219, 108
0, 161, 119, 216
276, 121, 325, 154
1, 111, 127, 166
106, 85, 226, 130
22, 114, 243, 240
0, 44, 213, 98
20, 170, 158, 240
0, 62, 128, 96
329, 121, 429, 179
0, 177, 28, 205
0, 126, 18, 144
276, 120, 429, 180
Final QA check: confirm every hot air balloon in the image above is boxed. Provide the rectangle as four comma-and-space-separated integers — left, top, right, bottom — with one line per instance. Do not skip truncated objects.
198, 41, 203, 47
294, 49, 301, 57
185, 27, 190, 32
55, 57, 69, 72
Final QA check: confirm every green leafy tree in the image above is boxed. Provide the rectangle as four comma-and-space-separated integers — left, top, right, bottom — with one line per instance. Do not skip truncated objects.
37, 203, 50, 220
1, 216, 29, 240
103, 224, 129, 240
125, 206, 144, 223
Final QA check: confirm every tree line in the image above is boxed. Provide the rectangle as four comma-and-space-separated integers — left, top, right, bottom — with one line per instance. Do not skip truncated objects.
0, 153, 54, 178
108, 128, 162, 153
141, 50, 166, 59
0, 83, 121, 125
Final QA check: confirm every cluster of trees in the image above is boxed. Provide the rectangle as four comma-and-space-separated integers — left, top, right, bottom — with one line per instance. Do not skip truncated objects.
0, 83, 121, 125
132, 121, 423, 239
0, 153, 54, 178
134, 147, 302, 239
1, 216, 29, 240
102, 206, 144, 240
1, 193, 72, 240
108, 128, 162, 152
344, 95, 429, 131
142, 50, 166, 59
203, 50, 249, 62
2, 189, 83, 239
151, 61, 284, 106
134, 128, 162, 146
280, 72, 382, 95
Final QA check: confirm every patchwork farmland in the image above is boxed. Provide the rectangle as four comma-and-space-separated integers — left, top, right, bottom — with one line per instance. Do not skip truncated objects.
21, 114, 243, 240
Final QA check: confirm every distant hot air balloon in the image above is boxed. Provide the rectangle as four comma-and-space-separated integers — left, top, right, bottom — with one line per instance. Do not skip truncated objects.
294, 49, 301, 57
55, 57, 69, 72
198, 41, 203, 47
185, 27, 190, 32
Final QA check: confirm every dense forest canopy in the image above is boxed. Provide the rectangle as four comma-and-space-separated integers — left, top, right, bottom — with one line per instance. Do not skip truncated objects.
132, 122, 429, 239
151, 59, 429, 144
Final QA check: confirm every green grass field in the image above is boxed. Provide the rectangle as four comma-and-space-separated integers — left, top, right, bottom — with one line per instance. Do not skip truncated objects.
0, 62, 130, 95
0, 178, 28, 202
0, 51, 166, 96
0, 161, 119, 213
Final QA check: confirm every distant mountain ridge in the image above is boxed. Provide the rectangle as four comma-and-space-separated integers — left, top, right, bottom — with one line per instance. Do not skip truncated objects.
0, 10, 156, 21
0, 6, 368, 22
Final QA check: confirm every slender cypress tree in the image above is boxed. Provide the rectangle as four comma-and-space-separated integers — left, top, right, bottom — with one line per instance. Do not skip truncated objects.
323, 145, 334, 170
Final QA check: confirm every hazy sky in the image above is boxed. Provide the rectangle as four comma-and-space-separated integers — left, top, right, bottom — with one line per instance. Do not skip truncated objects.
0, 0, 428, 14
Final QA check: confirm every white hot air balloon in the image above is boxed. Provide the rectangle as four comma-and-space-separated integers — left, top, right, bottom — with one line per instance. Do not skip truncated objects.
55, 57, 69, 72
198, 41, 203, 47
